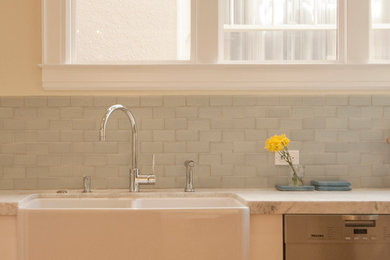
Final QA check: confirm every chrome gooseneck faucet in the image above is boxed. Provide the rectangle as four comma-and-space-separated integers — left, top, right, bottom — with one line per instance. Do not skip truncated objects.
100, 104, 156, 192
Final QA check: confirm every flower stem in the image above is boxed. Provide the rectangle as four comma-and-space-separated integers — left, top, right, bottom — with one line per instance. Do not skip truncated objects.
279, 148, 304, 186
287, 161, 304, 186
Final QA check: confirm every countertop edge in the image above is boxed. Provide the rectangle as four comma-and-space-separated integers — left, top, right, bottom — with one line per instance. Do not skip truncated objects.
2, 189, 390, 216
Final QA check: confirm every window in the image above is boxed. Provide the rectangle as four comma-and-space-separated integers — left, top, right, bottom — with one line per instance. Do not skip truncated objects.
70, 0, 191, 64
371, 0, 390, 61
42, 0, 390, 90
221, 0, 338, 62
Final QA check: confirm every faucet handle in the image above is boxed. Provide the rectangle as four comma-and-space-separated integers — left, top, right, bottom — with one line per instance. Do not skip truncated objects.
144, 154, 157, 185
130, 168, 156, 192
137, 174, 156, 184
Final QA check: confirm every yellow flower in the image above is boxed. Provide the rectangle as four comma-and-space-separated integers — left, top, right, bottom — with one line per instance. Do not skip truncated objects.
264, 134, 290, 152
264, 134, 303, 185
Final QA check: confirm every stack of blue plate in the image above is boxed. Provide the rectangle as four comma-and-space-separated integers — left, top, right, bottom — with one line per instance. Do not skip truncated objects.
275, 185, 315, 191
311, 180, 352, 191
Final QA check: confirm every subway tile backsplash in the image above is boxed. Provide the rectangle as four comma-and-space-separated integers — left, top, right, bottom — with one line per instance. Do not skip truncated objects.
1, 95, 390, 190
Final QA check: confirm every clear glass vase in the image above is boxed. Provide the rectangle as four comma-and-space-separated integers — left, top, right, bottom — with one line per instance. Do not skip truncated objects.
288, 165, 305, 186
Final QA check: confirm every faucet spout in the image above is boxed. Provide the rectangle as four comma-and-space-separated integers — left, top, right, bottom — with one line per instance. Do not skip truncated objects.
100, 104, 155, 192
100, 104, 138, 168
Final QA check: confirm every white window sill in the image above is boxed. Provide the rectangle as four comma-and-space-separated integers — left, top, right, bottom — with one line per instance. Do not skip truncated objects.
42, 64, 390, 91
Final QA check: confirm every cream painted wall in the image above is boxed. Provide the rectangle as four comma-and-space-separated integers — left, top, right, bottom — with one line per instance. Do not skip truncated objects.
1, 0, 389, 96
0, 0, 42, 95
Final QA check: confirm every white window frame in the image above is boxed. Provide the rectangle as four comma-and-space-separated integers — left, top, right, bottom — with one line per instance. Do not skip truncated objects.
42, 0, 390, 90
370, 0, 390, 62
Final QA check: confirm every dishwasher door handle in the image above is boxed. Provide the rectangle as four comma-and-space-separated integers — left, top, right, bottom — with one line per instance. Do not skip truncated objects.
342, 215, 379, 221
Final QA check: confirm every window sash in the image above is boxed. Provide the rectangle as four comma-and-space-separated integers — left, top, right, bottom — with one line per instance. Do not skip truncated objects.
44, 0, 197, 65
370, 0, 390, 61
68, 0, 192, 64
218, 0, 343, 63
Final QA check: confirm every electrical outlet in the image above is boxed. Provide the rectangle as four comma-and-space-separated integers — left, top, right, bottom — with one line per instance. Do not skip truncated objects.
275, 150, 299, 165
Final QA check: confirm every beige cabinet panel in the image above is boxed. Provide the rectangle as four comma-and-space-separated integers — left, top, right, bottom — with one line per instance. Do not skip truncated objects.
0, 216, 17, 260
250, 214, 283, 260
3, 213, 281, 260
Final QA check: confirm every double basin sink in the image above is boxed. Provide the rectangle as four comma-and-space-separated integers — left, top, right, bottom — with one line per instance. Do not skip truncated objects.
18, 195, 249, 260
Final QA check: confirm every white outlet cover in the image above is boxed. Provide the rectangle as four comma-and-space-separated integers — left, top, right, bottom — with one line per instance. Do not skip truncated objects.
274, 150, 299, 165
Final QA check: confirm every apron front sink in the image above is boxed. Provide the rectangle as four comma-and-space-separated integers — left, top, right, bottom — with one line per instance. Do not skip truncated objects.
18, 196, 250, 260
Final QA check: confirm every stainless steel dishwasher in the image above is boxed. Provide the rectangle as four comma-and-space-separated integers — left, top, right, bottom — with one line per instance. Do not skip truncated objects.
284, 214, 390, 260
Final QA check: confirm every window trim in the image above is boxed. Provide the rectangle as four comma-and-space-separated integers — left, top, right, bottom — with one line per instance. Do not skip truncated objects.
42, 0, 390, 91
42, 63, 390, 90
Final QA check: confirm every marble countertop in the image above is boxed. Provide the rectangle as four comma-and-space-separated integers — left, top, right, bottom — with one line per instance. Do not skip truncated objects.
2, 188, 390, 216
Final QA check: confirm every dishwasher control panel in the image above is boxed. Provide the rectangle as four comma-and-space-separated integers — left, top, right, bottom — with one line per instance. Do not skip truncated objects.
343, 217, 377, 241
284, 214, 390, 260
285, 214, 390, 243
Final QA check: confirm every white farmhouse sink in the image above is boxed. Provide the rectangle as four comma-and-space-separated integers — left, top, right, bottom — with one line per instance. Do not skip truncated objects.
18, 196, 249, 260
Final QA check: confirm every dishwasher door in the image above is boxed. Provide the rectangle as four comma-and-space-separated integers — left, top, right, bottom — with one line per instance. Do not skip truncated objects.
284, 214, 390, 260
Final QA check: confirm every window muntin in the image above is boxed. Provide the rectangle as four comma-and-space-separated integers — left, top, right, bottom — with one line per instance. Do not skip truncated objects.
371, 0, 390, 61
221, 0, 338, 62
70, 0, 191, 64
